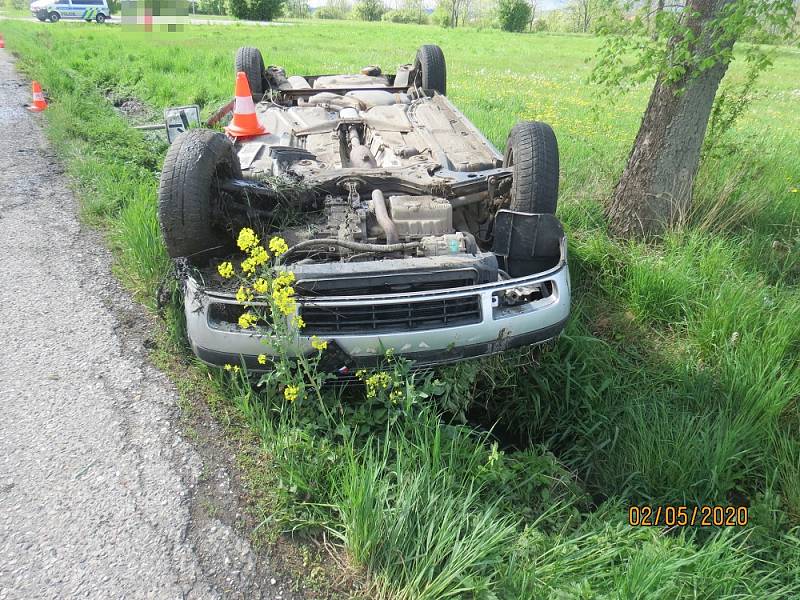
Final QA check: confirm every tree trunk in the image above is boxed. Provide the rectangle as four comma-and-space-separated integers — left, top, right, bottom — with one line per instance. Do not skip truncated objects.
606, 0, 734, 237
650, 0, 665, 39
583, 0, 590, 32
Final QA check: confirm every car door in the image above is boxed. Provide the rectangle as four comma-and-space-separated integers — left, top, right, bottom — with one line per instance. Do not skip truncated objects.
55, 0, 76, 18
74, 0, 90, 18
80, 0, 102, 19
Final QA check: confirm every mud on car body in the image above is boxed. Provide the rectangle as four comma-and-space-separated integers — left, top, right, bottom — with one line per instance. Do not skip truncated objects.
158, 45, 571, 372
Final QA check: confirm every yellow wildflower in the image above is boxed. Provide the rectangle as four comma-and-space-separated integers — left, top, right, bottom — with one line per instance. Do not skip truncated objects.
272, 286, 296, 316
273, 271, 295, 289
249, 245, 270, 266
224, 363, 233, 371
365, 372, 391, 398
310, 336, 328, 351
389, 388, 403, 404
237, 228, 259, 252
283, 384, 299, 402
257, 354, 267, 365
223, 364, 240, 373
236, 286, 253, 304
293, 315, 305, 329
269, 237, 289, 256
217, 261, 234, 279
252, 278, 269, 294
238, 312, 258, 329
240, 257, 256, 274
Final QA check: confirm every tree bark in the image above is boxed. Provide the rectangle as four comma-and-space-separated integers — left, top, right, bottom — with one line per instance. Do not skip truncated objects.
606, 0, 734, 237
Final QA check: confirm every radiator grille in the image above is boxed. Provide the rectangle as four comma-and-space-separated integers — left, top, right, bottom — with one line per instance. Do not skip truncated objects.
301, 296, 482, 334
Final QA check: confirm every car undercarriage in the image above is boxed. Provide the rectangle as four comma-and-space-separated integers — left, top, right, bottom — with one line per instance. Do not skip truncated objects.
157, 44, 571, 372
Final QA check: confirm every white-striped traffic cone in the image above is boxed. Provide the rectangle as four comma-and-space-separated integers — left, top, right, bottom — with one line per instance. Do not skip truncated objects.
28, 81, 47, 112
225, 72, 266, 138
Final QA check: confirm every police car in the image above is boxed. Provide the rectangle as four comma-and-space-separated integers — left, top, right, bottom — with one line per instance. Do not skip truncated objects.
31, 0, 110, 23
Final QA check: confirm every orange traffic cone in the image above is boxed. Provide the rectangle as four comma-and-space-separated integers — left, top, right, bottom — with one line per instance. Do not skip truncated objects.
27, 81, 47, 113
225, 72, 266, 138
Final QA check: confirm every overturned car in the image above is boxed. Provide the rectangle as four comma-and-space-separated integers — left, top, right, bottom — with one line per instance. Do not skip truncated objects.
158, 44, 570, 372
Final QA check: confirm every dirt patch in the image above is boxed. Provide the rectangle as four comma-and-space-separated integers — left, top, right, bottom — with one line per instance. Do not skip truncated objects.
104, 88, 159, 125
117, 97, 148, 117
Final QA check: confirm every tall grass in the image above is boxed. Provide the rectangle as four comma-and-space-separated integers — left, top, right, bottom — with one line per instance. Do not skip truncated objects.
3, 19, 799, 597
335, 426, 518, 599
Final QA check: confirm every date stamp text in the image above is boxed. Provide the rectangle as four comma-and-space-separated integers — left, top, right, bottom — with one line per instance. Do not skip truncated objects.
628, 505, 748, 527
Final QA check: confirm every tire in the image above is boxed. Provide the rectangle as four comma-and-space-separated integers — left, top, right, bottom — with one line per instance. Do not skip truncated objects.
504, 121, 559, 215
414, 44, 446, 95
235, 46, 265, 96
37, 16, 46, 21
96, 13, 106, 23
48, 12, 60, 22
158, 129, 242, 260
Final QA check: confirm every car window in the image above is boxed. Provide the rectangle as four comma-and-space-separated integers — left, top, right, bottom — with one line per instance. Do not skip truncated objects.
57, 0, 71, 5
82, 0, 103, 4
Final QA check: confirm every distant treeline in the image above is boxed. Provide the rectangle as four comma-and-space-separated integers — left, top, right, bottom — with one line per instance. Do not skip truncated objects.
187, 0, 800, 43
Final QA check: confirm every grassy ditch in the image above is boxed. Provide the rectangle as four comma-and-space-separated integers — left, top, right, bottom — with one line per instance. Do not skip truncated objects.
3, 19, 799, 598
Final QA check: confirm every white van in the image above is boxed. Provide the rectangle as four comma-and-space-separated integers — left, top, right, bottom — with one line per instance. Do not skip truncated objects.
31, 0, 111, 23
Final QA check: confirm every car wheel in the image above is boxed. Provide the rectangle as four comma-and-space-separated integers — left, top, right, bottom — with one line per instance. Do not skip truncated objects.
234, 46, 265, 96
96, 13, 106, 23
414, 44, 446, 95
37, 16, 46, 21
504, 121, 559, 215
48, 12, 60, 22
158, 129, 242, 260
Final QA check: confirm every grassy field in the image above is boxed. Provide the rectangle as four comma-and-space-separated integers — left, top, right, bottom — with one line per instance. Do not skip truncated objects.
3, 18, 799, 598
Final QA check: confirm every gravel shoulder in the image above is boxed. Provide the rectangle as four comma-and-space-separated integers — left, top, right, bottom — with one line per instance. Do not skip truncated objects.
0, 50, 294, 600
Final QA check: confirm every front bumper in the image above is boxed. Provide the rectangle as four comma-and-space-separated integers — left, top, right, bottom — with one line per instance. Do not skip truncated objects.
182, 243, 570, 372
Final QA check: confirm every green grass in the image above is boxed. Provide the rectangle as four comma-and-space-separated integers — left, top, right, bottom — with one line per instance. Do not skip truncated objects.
0, 4, 31, 18
3, 19, 799, 598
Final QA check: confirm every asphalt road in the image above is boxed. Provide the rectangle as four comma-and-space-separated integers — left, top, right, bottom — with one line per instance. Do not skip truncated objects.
0, 51, 291, 599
